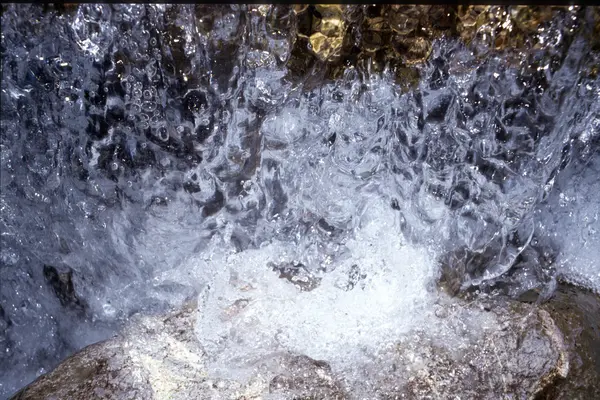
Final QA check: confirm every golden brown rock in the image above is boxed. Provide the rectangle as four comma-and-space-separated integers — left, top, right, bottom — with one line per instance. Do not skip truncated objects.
364, 16, 388, 32
285, 5, 593, 87
309, 32, 344, 62
456, 5, 489, 42
302, 6, 349, 63
314, 4, 344, 19
427, 5, 457, 33
392, 65, 420, 93
387, 8, 419, 36
360, 9, 393, 54
392, 36, 432, 66
292, 4, 308, 15
510, 6, 552, 33
592, 6, 600, 50
361, 30, 391, 54
318, 17, 345, 37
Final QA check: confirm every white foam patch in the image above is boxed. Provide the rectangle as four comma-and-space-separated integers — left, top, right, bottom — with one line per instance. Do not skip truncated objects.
190, 199, 440, 379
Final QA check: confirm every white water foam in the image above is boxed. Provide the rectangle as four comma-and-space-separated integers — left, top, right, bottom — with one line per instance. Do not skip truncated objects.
187, 200, 439, 381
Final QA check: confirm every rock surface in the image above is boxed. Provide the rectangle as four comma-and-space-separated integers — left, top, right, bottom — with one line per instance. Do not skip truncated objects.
538, 283, 600, 399
10, 283, 599, 399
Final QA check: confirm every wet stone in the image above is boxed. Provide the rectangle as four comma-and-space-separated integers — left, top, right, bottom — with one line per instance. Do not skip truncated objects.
269, 261, 322, 292
43, 265, 86, 311
10, 285, 600, 399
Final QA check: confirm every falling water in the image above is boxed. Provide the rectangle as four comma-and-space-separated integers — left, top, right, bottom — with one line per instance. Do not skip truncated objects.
1, 4, 599, 398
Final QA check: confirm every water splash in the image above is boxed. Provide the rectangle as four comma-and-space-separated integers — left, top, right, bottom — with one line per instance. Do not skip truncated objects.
0, 4, 599, 397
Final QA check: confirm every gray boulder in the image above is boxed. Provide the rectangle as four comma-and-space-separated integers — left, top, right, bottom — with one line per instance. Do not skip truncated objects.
10, 284, 599, 399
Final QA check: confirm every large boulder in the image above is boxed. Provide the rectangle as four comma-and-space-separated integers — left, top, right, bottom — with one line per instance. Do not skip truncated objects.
10, 283, 599, 399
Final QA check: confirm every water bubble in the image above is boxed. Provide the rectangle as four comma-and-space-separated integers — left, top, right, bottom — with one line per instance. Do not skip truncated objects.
150, 114, 162, 125
142, 101, 157, 113
145, 65, 157, 78
154, 126, 169, 141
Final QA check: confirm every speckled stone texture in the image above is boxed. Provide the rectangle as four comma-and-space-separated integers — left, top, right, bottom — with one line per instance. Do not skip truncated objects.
11, 283, 598, 400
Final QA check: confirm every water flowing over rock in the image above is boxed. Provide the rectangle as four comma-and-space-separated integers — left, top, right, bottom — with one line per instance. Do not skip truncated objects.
1, 4, 599, 398
9, 284, 600, 399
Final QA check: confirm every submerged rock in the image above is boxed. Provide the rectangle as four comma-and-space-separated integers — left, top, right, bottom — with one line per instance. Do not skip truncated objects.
283, 5, 592, 86
43, 265, 87, 312
10, 283, 599, 399
539, 284, 600, 399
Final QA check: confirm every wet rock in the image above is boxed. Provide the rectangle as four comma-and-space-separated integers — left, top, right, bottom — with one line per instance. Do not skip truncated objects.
10, 284, 600, 399
309, 31, 344, 63
591, 6, 600, 51
437, 245, 500, 296
391, 36, 432, 66
0, 304, 10, 335
268, 261, 322, 292
456, 5, 490, 44
268, 355, 347, 398
436, 230, 562, 300
10, 302, 207, 400
43, 265, 86, 311
540, 283, 600, 399
342, 295, 572, 399
283, 5, 592, 88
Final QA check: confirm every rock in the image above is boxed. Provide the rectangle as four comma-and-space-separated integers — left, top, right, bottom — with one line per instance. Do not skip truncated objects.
282, 5, 592, 87
43, 264, 86, 311
268, 261, 322, 292
539, 283, 600, 399
10, 301, 207, 400
0, 304, 9, 335
391, 36, 432, 66
309, 31, 344, 63
345, 297, 570, 399
10, 283, 599, 399
268, 355, 347, 399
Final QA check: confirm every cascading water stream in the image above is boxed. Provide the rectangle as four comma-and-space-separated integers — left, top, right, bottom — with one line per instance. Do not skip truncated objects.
1, 4, 599, 398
